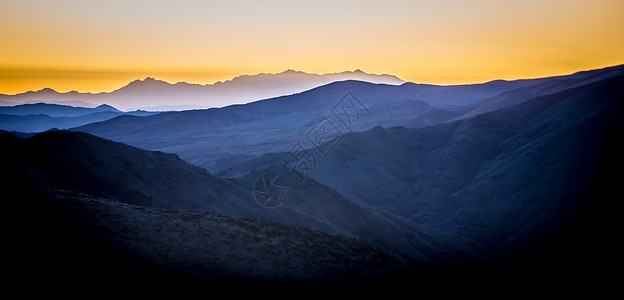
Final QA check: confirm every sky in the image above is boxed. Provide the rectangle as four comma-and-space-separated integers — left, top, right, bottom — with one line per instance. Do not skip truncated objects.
1, 0, 623, 94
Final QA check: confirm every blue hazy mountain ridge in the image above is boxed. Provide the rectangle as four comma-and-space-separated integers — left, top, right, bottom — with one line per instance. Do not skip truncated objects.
74, 64, 624, 172
0, 103, 157, 132
220, 74, 624, 258
0, 130, 482, 266
0, 70, 405, 111
0, 103, 120, 117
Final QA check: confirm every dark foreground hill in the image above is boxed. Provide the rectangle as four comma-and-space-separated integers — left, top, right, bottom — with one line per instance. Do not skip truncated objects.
4, 189, 419, 290
1, 131, 426, 289
1, 130, 245, 211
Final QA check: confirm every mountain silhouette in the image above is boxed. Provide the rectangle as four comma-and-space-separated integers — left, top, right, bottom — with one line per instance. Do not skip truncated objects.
0, 70, 405, 110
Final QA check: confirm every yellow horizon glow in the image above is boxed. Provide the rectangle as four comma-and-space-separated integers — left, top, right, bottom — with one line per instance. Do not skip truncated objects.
1, 0, 623, 94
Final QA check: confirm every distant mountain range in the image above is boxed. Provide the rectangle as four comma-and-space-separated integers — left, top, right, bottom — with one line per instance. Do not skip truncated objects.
75, 64, 624, 172
0, 70, 404, 111
0, 103, 156, 132
0, 103, 120, 117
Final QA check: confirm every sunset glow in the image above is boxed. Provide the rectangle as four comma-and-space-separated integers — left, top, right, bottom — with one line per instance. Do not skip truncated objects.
1, 0, 623, 94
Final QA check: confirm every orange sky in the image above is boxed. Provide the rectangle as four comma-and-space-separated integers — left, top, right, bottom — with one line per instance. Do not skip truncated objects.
1, 0, 623, 94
